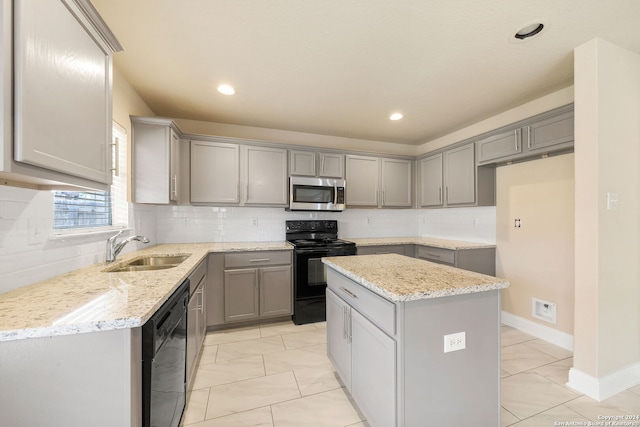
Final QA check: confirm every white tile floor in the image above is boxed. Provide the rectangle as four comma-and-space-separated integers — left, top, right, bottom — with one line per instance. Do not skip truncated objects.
181, 322, 640, 427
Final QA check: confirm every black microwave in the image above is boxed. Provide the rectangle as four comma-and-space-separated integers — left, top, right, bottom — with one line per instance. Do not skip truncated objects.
288, 177, 346, 211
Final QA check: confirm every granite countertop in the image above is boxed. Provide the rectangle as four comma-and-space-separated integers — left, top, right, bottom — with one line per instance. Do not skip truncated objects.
323, 253, 509, 302
347, 237, 495, 250
0, 242, 292, 342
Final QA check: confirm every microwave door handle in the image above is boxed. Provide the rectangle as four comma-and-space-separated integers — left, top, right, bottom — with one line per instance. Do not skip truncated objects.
334, 184, 338, 205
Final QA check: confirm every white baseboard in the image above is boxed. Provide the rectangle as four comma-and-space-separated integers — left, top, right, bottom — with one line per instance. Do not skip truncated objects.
568, 364, 640, 401
501, 310, 574, 351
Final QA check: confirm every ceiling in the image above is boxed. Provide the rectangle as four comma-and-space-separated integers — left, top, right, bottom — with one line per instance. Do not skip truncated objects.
92, 0, 640, 146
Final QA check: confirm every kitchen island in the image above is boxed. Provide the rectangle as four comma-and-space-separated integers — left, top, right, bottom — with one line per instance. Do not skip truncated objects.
323, 254, 510, 427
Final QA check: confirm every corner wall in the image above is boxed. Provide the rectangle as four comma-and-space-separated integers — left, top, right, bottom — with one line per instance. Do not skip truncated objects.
570, 38, 640, 400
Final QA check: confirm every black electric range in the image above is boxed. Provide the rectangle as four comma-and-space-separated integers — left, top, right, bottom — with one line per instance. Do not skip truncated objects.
286, 220, 356, 324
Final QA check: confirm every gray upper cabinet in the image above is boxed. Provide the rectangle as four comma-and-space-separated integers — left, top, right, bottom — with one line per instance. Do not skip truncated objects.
477, 104, 574, 166
2, 0, 121, 190
290, 150, 344, 178
419, 154, 443, 207
243, 145, 288, 205
131, 117, 181, 204
476, 129, 523, 164
190, 141, 287, 206
527, 109, 574, 152
190, 140, 240, 204
346, 154, 413, 207
346, 155, 380, 206
381, 158, 412, 207
444, 143, 476, 205
420, 143, 476, 207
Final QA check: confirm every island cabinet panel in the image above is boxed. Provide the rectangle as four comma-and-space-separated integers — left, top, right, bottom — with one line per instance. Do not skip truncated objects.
350, 309, 397, 427
402, 291, 501, 426
326, 266, 502, 427
326, 289, 352, 388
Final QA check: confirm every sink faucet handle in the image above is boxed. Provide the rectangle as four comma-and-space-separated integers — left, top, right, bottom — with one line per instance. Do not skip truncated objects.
108, 229, 125, 243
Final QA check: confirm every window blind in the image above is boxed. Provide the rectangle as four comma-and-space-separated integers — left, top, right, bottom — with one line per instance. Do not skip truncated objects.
53, 191, 112, 229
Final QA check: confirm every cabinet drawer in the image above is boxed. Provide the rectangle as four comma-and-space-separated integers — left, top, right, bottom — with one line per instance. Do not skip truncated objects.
188, 259, 207, 295
357, 245, 406, 256
327, 269, 396, 336
416, 246, 455, 265
224, 250, 292, 268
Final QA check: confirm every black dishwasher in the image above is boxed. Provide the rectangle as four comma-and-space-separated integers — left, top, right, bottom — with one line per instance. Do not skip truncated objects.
142, 279, 189, 427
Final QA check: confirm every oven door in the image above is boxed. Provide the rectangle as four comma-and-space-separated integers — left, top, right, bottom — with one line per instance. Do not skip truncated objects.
294, 247, 354, 299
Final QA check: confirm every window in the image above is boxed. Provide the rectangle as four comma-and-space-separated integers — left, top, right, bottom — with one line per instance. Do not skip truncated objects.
53, 123, 128, 232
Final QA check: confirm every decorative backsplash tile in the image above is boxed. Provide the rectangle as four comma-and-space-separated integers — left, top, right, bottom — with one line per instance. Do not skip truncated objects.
1, 184, 495, 294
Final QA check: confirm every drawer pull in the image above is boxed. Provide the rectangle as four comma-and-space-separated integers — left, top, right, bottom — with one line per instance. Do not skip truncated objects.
249, 258, 270, 263
340, 287, 358, 299
426, 253, 441, 258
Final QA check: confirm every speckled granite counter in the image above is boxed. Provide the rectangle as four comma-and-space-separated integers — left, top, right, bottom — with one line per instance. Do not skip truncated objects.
347, 236, 495, 250
0, 242, 292, 342
322, 253, 509, 302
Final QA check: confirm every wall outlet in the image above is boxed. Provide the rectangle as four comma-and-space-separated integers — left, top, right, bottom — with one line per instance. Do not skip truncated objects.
251, 218, 258, 227
444, 331, 466, 353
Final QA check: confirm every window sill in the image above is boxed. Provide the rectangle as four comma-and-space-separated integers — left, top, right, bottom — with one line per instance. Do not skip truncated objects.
50, 226, 132, 241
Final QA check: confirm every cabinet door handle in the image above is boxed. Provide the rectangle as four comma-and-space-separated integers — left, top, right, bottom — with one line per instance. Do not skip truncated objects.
426, 253, 441, 258
110, 136, 120, 176
445, 187, 449, 203
249, 258, 270, 263
514, 129, 519, 151
382, 190, 386, 206
171, 175, 178, 197
439, 187, 442, 203
527, 126, 531, 149
342, 306, 347, 340
320, 156, 323, 174
340, 287, 358, 299
348, 308, 352, 343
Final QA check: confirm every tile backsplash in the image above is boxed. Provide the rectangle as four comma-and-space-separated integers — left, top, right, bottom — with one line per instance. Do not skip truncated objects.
1, 185, 495, 293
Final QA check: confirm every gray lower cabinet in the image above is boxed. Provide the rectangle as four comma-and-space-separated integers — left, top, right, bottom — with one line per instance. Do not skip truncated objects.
326, 268, 501, 427
356, 245, 408, 256
326, 288, 396, 427
415, 245, 496, 276
187, 260, 207, 389
222, 251, 293, 323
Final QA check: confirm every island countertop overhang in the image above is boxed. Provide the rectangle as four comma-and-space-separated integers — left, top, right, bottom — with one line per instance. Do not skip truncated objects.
322, 253, 510, 302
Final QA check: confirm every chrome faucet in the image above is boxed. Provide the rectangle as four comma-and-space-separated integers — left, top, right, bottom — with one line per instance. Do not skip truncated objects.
106, 230, 150, 263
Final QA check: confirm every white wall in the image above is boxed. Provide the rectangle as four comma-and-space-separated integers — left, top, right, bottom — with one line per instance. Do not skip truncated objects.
570, 38, 640, 400
0, 186, 156, 294
496, 154, 575, 335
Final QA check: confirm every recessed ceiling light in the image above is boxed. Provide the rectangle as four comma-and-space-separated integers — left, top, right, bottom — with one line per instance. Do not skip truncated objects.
217, 84, 236, 95
514, 23, 544, 40
389, 113, 403, 121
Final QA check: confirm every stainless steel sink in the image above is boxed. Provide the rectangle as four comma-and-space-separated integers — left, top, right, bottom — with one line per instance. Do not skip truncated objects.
126, 255, 189, 266
105, 255, 190, 272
